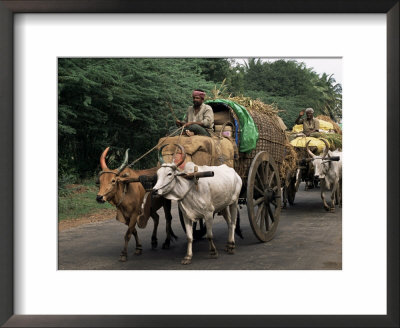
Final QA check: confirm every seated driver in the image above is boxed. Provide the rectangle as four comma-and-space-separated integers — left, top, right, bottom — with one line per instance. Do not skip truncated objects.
294, 107, 320, 137
176, 89, 214, 137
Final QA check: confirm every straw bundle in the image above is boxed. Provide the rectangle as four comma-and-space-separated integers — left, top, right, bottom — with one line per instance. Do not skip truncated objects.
210, 82, 281, 116
212, 93, 286, 132
279, 141, 299, 182
228, 96, 280, 116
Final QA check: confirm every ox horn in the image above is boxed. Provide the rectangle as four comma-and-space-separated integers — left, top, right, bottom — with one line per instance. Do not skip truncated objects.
158, 144, 168, 165
117, 148, 130, 173
173, 144, 186, 167
305, 141, 316, 159
100, 147, 110, 170
320, 139, 330, 160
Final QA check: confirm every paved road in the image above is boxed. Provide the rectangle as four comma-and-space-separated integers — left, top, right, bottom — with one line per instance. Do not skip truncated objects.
58, 183, 341, 270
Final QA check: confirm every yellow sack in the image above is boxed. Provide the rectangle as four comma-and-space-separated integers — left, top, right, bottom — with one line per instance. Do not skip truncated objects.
292, 124, 303, 133
319, 120, 334, 131
290, 136, 330, 154
292, 120, 334, 133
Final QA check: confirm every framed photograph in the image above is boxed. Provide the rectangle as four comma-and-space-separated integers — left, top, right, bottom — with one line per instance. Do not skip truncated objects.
1, 1, 398, 327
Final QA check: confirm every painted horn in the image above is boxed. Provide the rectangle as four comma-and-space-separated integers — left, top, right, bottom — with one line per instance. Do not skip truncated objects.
173, 144, 186, 167
100, 147, 110, 170
117, 148, 130, 173
320, 139, 330, 160
305, 141, 316, 159
158, 144, 168, 165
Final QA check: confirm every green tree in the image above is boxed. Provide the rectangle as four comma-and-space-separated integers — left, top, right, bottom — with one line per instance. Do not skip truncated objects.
237, 59, 342, 128
58, 58, 218, 181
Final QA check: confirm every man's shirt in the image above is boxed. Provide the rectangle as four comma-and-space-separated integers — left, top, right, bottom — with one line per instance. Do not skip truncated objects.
184, 103, 214, 133
298, 117, 320, 134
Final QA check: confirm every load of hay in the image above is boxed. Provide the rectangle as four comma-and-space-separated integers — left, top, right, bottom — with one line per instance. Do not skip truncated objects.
209, 88, 288, 183
210, 82, 285, 129
280, 141, 298, 182
225, 96, 295, 180
211, 86, 287, 133
227, 96, 288, 132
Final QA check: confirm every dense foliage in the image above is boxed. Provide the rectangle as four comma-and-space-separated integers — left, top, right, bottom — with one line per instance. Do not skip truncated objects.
228, 59, 342, 127
58, 58, 342, 182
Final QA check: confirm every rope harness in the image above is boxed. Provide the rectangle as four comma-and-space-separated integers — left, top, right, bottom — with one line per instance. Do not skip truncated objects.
127, 126, 184, 168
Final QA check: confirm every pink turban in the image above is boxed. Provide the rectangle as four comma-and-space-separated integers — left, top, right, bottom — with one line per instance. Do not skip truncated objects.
192, 90, 206, 99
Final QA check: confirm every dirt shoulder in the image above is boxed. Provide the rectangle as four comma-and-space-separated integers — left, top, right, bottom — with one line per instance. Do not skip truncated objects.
58, 208, 116, 232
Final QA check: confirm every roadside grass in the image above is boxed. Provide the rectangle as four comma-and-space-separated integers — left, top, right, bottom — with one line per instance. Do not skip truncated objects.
58, 180, 113, 221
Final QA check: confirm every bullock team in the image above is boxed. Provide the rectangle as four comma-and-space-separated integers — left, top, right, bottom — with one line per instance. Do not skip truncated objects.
96, 144, 242, 264
96, 139, 341, 264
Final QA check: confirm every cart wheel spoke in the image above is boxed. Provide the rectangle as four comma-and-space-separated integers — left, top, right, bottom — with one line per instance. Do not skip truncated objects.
254, 184, 264, 195
268, 171, 275, 187
265, 207, 270, 231
267, 203, 275, 223
254, 197, 264, 206
256, 169, 265, 190
264, 163, 270, 184
256, 203, 264, 225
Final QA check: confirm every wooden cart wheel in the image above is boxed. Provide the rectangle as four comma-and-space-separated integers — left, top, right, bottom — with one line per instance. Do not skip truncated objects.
178, 208, 206, 240
247, 151, 281, 242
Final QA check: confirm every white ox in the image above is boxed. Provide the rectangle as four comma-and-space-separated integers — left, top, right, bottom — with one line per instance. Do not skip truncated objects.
307, 139, 342, 212
153, 144, 242, 265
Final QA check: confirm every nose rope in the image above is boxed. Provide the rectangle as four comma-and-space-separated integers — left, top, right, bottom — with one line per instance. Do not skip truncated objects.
99, 180, 127, 207
100, 182, 117, 197
154, 174, 175, 192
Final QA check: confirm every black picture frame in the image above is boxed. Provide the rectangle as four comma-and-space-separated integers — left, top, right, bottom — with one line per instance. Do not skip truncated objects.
1, 1, 398, 327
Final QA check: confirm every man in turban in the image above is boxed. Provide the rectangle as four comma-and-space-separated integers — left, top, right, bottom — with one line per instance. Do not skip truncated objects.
176, 89, 214, 137
295, 107, 320, 136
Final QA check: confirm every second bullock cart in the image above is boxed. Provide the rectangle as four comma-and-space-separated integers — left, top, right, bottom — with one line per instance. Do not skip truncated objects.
157, 99, 287, 242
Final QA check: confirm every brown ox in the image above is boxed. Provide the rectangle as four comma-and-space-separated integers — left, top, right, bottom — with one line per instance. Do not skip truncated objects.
96, 147, 177, 262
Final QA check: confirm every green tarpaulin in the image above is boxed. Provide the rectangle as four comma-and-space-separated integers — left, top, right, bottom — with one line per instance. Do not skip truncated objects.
205, 99, 259, 153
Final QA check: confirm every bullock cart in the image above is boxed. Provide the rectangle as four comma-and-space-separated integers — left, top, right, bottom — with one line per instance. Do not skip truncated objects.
158, 98, 287, 242
288, 124, 342, 195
